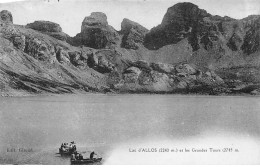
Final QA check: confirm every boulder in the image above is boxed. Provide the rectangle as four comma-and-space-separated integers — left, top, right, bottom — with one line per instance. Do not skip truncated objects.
123, 66, 142, 83
132, 60, 152, 71
175, 63, 197, 75
150, 71, 172, 91
124, 73, 138, 84
150, 62, 175, 74
177, 80, 188, 89
26, 21, 62, 32
68, 51, 82, 66
55, 46, 70, 63
68, 50, 91, 66
88, 52, 98, 66
124, 67, 142, 76
251, 89, 260, 95
0, 10, 13, 24
24, 37, 53, 61
87, 53, 115, 73
138, 71, 153, 85
207, 71, 224, 84
196, 70, 224, 86
13, 35, 25, 51
98, 56, 115, 72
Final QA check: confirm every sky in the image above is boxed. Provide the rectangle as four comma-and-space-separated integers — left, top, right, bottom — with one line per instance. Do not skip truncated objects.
0, 0, 260, 36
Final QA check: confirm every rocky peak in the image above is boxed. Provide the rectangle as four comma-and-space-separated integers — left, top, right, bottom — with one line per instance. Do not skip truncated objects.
121, 18, 148, 34
0, 10, 26, 51
25, 21, 69, 41
70, 12, 119, 49
161, 2, 210, 27
144, 2, 211, 50
26, 20, 62, 32
120, 18, 148, 50
0, 10, 13, 24
81, 12, 108, 31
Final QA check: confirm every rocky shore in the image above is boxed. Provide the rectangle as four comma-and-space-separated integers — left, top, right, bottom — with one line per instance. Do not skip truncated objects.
0, 2, 260, 96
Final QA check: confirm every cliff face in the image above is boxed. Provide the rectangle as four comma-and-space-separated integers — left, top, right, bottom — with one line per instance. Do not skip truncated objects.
0, 11, 109, 96
144, 2, 211, 50
70, 12, 120, 49
144, 3, 260, 69
26, 20, 70, 41
1, 2, 260, 96
120, 18, 149, 50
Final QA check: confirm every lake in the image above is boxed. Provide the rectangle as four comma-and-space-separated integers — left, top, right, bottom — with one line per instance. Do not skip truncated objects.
0, 94, 260, 164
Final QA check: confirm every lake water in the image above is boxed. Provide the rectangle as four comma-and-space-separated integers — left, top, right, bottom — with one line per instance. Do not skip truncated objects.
0, 94, 260, 164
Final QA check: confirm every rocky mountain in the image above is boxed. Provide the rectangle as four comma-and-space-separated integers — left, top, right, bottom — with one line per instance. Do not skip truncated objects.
26, 20, 70, 41
69, 12, 120, 49
0, 2, 260, 96
144, 3, 260, 68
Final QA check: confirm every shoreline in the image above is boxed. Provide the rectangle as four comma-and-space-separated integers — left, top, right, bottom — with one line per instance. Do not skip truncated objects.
1, 90, 259, 98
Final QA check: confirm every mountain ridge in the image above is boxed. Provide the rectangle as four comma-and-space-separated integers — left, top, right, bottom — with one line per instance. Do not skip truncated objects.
0, 2, 260, 96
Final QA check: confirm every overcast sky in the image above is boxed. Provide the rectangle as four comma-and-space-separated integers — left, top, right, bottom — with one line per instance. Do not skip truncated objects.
0, 0, 260, 36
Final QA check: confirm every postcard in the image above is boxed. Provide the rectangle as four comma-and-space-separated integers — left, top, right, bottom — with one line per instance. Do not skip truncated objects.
0, 0, 259, 165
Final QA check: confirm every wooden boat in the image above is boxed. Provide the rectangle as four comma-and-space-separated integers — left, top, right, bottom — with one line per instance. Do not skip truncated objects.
71, 158, 102, 165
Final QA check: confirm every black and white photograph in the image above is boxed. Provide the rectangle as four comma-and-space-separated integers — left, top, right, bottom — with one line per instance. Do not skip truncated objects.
0, 0, 260, 165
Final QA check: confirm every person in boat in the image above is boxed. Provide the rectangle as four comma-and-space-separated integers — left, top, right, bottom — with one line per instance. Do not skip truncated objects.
79, 154, 83, 160
75, 152, 80, 160
60, 143, 63, 151
72, 144, 76, 151
60, 145, 66, 152
64, 143, 69, 148
70, 141, 74, 146
71, 153, 76, 160
90, 151, 96, 160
